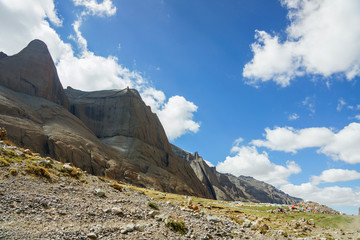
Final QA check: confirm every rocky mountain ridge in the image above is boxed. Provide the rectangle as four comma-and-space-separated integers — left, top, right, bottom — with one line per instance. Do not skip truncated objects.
171, 145, 301, 204
0, 39, 300, 204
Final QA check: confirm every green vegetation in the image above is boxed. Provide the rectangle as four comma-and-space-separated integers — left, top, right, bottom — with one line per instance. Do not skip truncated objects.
147, 201, 159, 210
110, 181, 123, 191
165, 218, 187, 235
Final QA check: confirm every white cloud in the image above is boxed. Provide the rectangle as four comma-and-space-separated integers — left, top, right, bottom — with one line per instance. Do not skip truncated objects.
217, 144, 301, 186
0, 0, 201, 140
252, 126, 333, 153
243, 0, 360, 86
319, 123, 360, 164
311, 169, 360, 185
302, 96, 315, 114
355, 115, 360, 121
204, 160, 214, 167
288, 113, 299, 121
337, 98, 346, 112
156, 96, 200, 140
252, 122, 360, 164
0, 0, 72, 63
73, 0, 116, 17
281, 183, 360, 207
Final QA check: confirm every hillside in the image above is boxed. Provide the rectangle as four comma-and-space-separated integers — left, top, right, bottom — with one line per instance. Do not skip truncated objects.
1, 140, 359, 240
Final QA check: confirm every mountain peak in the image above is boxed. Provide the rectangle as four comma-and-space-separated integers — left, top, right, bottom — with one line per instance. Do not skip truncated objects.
0, 39, 69, 108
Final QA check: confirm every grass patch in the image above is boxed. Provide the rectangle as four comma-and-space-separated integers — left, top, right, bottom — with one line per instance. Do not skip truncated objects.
165, 218, 187, 235
148, 201, 159, 210
25, 163, 52, 179
110, 181, 123, 191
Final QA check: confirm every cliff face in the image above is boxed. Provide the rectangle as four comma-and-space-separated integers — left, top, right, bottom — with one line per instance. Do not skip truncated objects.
65, 87, 211, 198
65, 87, 171, 152
0, 40, 68, 108
171, 144, 301, 204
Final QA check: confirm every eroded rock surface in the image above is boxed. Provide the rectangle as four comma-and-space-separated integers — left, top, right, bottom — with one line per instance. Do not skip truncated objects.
0, 39, 68, 108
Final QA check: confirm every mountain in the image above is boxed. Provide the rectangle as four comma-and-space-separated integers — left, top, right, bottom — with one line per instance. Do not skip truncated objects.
0, 40, 68, 108
0, 39, 210, 198
64, 87, 211, 198
171, 144, 301, 204
0, 39, 300, 204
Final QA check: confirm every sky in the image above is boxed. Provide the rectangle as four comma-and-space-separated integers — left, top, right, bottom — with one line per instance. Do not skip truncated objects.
0, 0, 360, 215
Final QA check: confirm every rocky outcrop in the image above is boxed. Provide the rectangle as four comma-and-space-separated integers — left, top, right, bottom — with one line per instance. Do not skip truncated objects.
65, 87, 171, 152
65, 87, 211, 198
0, 39, 68, 108
172, 145, 301, 204
0, 86, 119, 175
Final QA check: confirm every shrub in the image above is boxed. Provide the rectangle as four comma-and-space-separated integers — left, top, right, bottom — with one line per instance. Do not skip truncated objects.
25, 164, 51, 179
9, 168, 18, 176
165, 218, 187, 235
148, 201, 159, 210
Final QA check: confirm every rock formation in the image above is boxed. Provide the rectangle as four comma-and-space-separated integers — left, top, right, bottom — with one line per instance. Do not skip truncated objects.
0, 39, 68, 108
171, 145, 301, 204
65, 87, 211, 198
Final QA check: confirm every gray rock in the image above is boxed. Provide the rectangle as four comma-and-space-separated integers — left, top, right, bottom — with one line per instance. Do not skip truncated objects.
94, 189, 105, 197
111, 207, 122, 215
206, 215, 221, 223
125, 223, 135, 232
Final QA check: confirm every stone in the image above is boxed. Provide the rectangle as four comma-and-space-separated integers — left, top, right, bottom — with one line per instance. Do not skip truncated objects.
206, 215, 221, 223
242, 220, 251, 228
125, 223, 135, 232
62, 164, 73, 172
87, 232, 97, 239
94, 189, 105, 197
111, 207, 122, 215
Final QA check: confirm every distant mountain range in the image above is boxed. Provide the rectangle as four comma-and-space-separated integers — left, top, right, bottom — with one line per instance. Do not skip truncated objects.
0, 39, 301, 204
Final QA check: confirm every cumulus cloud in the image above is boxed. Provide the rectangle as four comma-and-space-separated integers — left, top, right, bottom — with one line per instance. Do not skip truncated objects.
0, 0, 201, 140
252, 122, 360, 164
243, 0, 360, 86
252, 126, 333, 153
73, 0, 116, 17
156, 96, 200, 140
281, 183, 360, 206
311, 169, 360, 185
216, 143, 301, 186
0, 0, 72, 62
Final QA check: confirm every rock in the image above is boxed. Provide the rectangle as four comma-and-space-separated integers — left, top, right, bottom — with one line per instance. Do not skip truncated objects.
111, 207, 122, 215
125, 223, 135, 232
192, 204, 199, 211
242, 220, 251, 228
87, 232, 97, 239
62, 164, 73, 172
0, 39, 69, 107
148, 210, 160, 218
94, 189, 105, 197
23, 149, 32, 155
206, 215, 221, 223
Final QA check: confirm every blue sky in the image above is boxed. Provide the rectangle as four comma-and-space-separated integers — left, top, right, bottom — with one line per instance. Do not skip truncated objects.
1, 0, 360, 214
